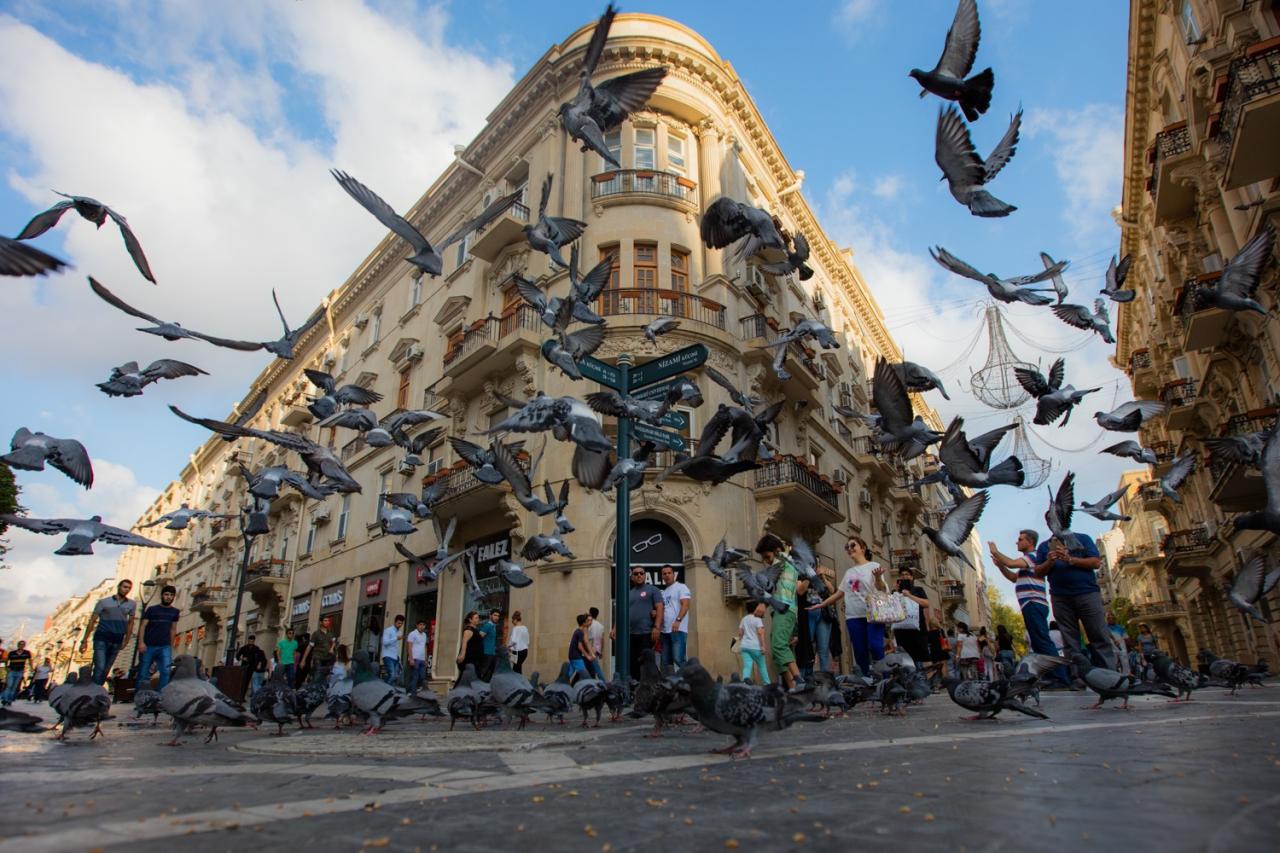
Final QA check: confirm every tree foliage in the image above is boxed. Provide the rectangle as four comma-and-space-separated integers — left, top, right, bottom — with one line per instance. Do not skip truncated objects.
1108, 596, 1137, 638
987, 585, 1027, 656
0, 461, 21, 566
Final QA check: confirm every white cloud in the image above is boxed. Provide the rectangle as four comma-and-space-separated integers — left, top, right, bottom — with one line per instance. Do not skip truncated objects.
1025, 104, 1124, 242
871, 174, 905, 201
834, 0, 885, 38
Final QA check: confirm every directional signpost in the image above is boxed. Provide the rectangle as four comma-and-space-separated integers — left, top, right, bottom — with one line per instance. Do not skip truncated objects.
540, 339, 708, 681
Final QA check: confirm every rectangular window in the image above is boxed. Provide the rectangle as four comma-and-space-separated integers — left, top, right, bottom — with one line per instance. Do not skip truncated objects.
376, 472, 388, 519
305, 518, 317, 554
605, 130, 621, 167
635, 242, 657, 290
1178, 0, 1202, 43
370, 311, 382, 348
409, 277, 422, 310
426, 445, 443, 476
670, 249, 689, 292
667, 134, 686, 175
634, 128, 655, 170
809, 443, 824, 472
600, 246, 621, 290
397, 366, 412, 409
1173, 355, 1192, 380
337, 494, 350, 540
454, 234, 469, 269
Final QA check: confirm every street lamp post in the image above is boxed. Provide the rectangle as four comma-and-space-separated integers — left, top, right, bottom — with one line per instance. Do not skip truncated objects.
224, 498, 269, 667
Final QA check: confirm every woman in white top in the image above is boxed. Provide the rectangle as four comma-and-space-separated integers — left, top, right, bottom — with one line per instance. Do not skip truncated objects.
808, 535, 887, 676
955, 623, 980, 680
509, 611, 531, 674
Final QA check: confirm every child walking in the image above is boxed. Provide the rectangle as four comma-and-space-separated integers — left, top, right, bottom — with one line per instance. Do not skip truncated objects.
738, 600, 770, 685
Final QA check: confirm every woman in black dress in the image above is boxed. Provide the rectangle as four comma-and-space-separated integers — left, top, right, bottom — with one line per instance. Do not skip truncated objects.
455, 611, 485, 686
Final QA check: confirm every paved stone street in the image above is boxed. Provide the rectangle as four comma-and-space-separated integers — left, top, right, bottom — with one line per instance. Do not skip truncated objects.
2, 687, 1278, 852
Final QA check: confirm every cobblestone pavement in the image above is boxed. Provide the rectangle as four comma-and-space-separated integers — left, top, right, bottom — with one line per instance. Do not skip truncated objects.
1, 686, 1278, 852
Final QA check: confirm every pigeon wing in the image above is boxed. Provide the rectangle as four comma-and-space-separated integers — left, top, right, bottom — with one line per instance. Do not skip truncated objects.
560, 324, 606, 359
930, 246, 989, 285
1163, 452, 1197, 491
1013, 365, 1050, 397
15, 200, 76, 239
939, 417, 983, 476
1051, 303, 1094, 331
317, 408, 378, 432
104, 205, 156, 283
1230, 555, 1267, 603
449, 437, 490, 468
47, 437, 94, 489
303, 369, 337, 395
87, 277, 162, 324
0, 235, 67, 277
576, 253, 615, 301
872, 358, 914, 434
1216, 225, 1274, 299
704, 365, 750, 407
1046, 358, 1066, 390
437, 189, 522, 250
1101, 440, 1141, 458
331, 169, 431, 255
0, 514, 73, 535
983, 108, 1022, 181
934, 108, 986, 191
1053, 472, 1076, 531
1106, 400, 1167, 423
967, 423, 1014, 467
935, 0, 981, 78
97, 524, 177, 549
1095, 484, 1129, 510
589, 67, 667, 131
142, 359, 208, 382
580, 3, 617, 77
940, 489, 988, 543
701, 197, 753, 249
492, 441, 534, 499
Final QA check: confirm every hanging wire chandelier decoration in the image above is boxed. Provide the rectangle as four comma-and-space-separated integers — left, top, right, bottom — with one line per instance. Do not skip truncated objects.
1008, 415, 1052, 490
968, 303, 1038, 409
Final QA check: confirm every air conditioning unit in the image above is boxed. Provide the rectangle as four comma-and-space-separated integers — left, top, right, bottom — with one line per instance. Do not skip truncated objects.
881, 518, 893, 536
832, 470, 849, 485
813, 291, 826, 310
721, 571, 748, 600
858, 488, 873, 508
353, 312, 369, 329
406, 343, 424, 362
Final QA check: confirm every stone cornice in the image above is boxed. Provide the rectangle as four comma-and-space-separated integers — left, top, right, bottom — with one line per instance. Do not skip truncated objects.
1117, 0, 1158, 360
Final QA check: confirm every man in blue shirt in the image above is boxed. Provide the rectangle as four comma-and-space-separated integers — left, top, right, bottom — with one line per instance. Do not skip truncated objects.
478, 609, 501, 680
1032, 534, 1116, 670
135, 585, 180, 692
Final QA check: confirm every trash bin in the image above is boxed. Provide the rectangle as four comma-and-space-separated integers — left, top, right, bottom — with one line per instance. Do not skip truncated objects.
212, 665, 245, 701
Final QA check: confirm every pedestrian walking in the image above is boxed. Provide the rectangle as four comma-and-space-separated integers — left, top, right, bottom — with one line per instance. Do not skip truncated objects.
808, 535, 884, 678
568, 613, 596, 678
977, 627, 996, 680
1030, 534, 1116, 670
508, 612, 530, 675
29, 658, 51, 702
304, 615, 337, 685
625, 567, 664, 678
738, 600, 769, 685
455, 611, 485, 686
891, 567, 930, 666
1, 640, 30, 705
805, 564, 838, 678
330, 644, 350, 684
955, 622, 979, 680
756, 533, 807, 690
925, 612, 949, 688
134, 584, 179, 693
659, 565, 691, 669
406, 619, 430, 690
995, 625, 1016, 676
1106, 612, 1130, 676
79, 579, 136, 685
275, 628, 299, 685
587, 607, 607, 679
477, 610, 501, 680
989, 533, 1057, 656
381, 615, 405, 685
236, 634, 268, 698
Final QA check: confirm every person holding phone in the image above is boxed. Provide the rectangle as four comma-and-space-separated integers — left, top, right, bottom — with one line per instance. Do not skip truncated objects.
1031, 530, 1114, 670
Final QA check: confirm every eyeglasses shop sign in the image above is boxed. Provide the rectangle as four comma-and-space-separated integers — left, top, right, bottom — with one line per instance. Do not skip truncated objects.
291, 598, 311, 618
321, 589, 344, 609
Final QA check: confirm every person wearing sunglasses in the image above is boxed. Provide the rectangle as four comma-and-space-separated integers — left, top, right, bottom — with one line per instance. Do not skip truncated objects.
626, 567, 664, 677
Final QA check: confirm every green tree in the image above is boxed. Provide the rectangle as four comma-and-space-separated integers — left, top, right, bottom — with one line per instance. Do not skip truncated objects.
0, 461, 20, 566
987, 586, 1027, 656
1108, 596, 1137, 638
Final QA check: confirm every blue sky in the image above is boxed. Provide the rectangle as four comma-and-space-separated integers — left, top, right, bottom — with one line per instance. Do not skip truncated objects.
0, 0, 1135, 636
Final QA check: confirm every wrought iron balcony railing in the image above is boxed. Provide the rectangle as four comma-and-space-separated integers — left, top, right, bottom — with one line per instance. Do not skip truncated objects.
590, 170, 698, 206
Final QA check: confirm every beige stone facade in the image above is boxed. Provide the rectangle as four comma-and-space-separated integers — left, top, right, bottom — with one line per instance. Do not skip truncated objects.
1117, 0, 1280, 666
34, 14, 992, 683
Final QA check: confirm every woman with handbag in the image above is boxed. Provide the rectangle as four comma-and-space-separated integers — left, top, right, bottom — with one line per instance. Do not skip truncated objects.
807, 535, 888, 676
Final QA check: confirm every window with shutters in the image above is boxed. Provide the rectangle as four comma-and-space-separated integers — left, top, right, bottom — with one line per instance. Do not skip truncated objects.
397, 366, 412, 409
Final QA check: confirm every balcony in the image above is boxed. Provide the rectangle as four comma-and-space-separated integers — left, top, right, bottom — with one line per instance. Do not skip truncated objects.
1138, 480, 1167, 513
941, 581, 965, 602
752, 455, 843, 526
1162, 526, 1217, 579
280, 404, 314, 428
590, 170, 698, 213
1116, 543, 1159, 574
208, 520, 241, 551
1149, 440, 1176, 474
1159, 378, 1199, 430
1174, 276, 1233, 351
1147, 122, 1195, 223
467, 199, 531, 263
891, 549, 922, 578
190, 587, 232, 617
597, 289, 726, 332
244, 558, 290, 599
1129, 349, 1157, 395
850, 435, 898, 484
442, 315, 501, 380
1218, 39, 1280, 190
740, 313, 780, 351
424, 452, 530, 519
1210, 408, 1277, 512
1131, 600, 1188, 622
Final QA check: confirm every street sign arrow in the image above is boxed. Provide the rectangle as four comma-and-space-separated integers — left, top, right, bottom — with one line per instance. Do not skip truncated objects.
657, 410, 688, 430
631, 375, 689, 401
542, 340, 624, 390
633, 421, 686, 452
630, 343, 708, 389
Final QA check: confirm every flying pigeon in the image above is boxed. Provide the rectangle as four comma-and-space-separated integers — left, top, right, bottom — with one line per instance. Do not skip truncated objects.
644, 316, 680, 343
0, 234, 68, 278
170, 405, 362, 493
871, 358, 944, 459
1073, 651, 1175, 709
1192, 224, 1274, 315
97, 359, 207, 398
892, 361, 951, 400
703, 534, 751, 580
492, 442, 568, 516
1044, 472, 1081, 550
559, 4, 667, 169
49, 665, 112, 740
938, 417, 1023, 488
763, 318, 840, 351
931, 246, 1062, 305
1159, 452, 1197, 503
1224, 554, 1280, 624
922, 489, 988, 569
495, 558, 534, 589
681, 660, 823, 758
543, 325, 606, 380
378, 500, 418, 536
704, 365, 759, 409
238, 463, 335, 502
317, 406, 445, 448
514, 272, 581, 332
1094, 400, 1167, 432
0, 513, 180, 556
88, 277, 264, 350
524, 174, 587, 268
701, 197, 787, 262
331, 169, 442, 278
486, 392, 613, 455
521, 532, 575, 562
1233, 426, 1280, 536
1100, 440, 1157, 466
586, 388, 681, 425
450, 437, 524, 485
910, 0, 994, 122
140, 503, 233, 530
1040, 251, 1069, 303
18, 191, 155, 282
2, 428, 93, 489
437, 189, 525, 252
1080, 485, 1131, 522
1203, 429, 1269, 469
159, 655, 253, 745
218, 388, 270, 444
1014, 358, 1100, 427
303, 369, 384, 421
1053, 299, 1115, 344
935, 105, 1021, 217
1101, 254, 1134, 302
756, 230, 814, 280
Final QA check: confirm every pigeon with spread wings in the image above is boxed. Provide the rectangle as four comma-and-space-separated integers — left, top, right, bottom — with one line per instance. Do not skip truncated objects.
910, 0, 994, 122
18, 191, 154, 282
935, 106, 1021, 217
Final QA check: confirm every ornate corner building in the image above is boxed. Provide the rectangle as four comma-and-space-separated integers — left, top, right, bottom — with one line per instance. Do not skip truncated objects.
1117, 0, 1280, 665
32, 14, 990, 681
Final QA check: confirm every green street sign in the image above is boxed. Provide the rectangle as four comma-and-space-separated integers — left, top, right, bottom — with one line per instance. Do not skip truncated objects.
657, 410, 687, 430
632, 376, 689, 401
633, 421, 686, 452
541, 338, 623, 390
630, 343, 708, 389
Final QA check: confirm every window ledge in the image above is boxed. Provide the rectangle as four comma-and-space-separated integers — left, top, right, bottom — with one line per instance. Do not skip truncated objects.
445, 258, 474, 285
399, 302, 423, 325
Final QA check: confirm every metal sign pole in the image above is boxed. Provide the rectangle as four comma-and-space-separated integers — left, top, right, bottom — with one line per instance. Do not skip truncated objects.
613, 352, 632, 683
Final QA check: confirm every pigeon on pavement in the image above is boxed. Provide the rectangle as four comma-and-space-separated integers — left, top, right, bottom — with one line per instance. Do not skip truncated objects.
934, 105, 1021, 217
1073, 651, 1175, 709
50, 665, 112, 740
1224, 554, 1280, 623
133, 688, 162, 726
160, 655, 253, 745
910, 0, 994, 121
0, 707, 48, 732
0, 513, 180, 556
0, 234, 68, 278
97, 359, 207, 398
1052, 299, 1115, 344
1080, 485, 1131, 522
18, 191, 155, 282
921, 489, 988, 569
524, 174, 587, 268
1192, 224, 1274, 315
350, 649, 435, 734
944, 676, 1047, 721
250, 666, 300, 736
1094, 400, 1167, 431
1014, 358, 1099, 427
1100, 254, 1135, 302
1149, 651, 1200, 703
2, 428, 93, 488
681, 660, 822, 758
931, 246, 1061, 304
331, 169, 443, 278
1100, 440, 1158, 466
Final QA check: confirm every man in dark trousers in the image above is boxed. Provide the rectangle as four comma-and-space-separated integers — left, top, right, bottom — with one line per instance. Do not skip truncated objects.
626, 567, 664, 678
236, 634, 268, 699
135, 585, 180, 693
80, 579, 136, 685
303, 615, 337, 684
1, 640, 31, 705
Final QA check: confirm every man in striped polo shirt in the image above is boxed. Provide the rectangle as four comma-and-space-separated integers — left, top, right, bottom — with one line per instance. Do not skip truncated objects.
988, 532, 1056, 656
